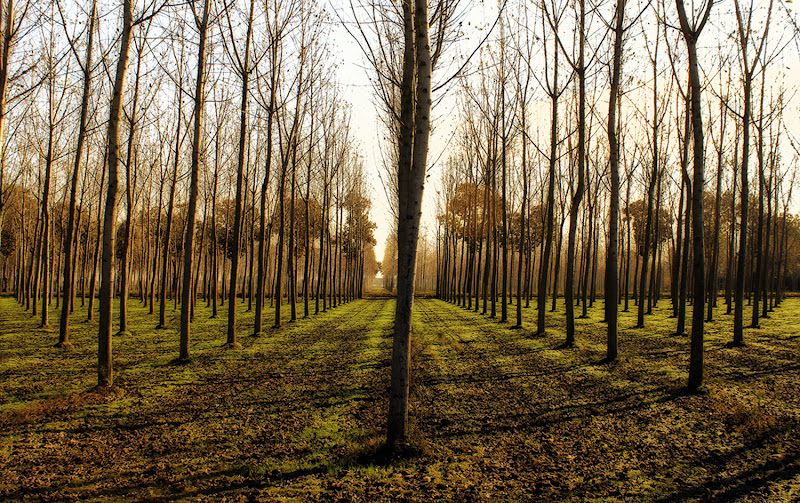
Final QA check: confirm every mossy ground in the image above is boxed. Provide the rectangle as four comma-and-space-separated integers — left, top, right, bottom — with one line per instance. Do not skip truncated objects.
1, 293, 799, 501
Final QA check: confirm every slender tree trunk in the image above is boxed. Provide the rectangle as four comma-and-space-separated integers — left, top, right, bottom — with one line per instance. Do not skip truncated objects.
57, 0, 96, 347
119, 50, 142, 335
751, 80, 766, 328
637, 54, 660, 326
303, 80, 313, 318
565, 0, 585, 343
732, 0, 770, 345
676, 0, 712, 389
40, 125, 55, 328
707, 96, 726, 322
623, 177, 632, 312
605, 0, 626, 361
254, 49, 278, 336
159, 83, 183, 329
226, 0, 254, 345
98, 0, 133, 387
537, 34, 559, 337
288, 138, 297, 322
179, 0, 210, 361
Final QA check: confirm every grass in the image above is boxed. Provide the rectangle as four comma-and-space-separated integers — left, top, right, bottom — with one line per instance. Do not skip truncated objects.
1, 293, 800, 501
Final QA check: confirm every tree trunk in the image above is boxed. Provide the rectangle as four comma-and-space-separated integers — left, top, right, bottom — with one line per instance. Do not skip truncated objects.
57, 0, 96, 347
119, 49, 142, 335
98, 0, 133, 387
676, 0, 712, 390
226, 0, 254, 345
565, 0, 585, 344
537, 33, 559, 337
179, 0, 210, 361
388, 0, 430, 446
605, 0, 625, 361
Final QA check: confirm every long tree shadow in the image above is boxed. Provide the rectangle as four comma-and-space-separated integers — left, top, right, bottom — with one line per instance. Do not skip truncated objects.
656, 439, 800, 502
430, 384, 685, 440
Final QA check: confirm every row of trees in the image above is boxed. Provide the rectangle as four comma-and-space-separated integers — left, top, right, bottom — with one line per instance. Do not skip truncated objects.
426, 0, 798, 389
0, 0, 377, 384
4, 0, 799, 448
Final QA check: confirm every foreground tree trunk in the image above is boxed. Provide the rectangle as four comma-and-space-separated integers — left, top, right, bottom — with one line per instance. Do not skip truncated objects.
58, 0, 96, 349
387, 0, 431, 446
179, 0, 211, 361
605, 0, 625, 362
676, 0, 713, 391
98, 0, 134, 387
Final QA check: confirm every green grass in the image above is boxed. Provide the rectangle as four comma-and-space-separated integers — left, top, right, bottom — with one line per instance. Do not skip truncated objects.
1, 293, 800, 501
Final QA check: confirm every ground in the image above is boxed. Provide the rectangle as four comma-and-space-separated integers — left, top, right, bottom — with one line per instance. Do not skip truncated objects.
1, 293, 799, 502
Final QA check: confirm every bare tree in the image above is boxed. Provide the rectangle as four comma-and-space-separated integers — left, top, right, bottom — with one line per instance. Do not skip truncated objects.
179, 0, 212, 361
56, 0, 96, 348
732, 0, 772, 347
675, 0, 713, 390
223, 0, 255, 347
388, 0, 431, 446
98, 0, 163, 387
605, 0, 626, 361
0, 0, 31, 275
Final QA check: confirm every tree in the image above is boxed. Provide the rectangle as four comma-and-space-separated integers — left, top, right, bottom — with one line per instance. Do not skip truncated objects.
387, 0, 433, 446
562, 0, 587, 344
605, 0, 625, 362
253, 0, 294, 336
636, 4, 668, 329
732, 0, 772, 347
98, 0, 135, 387
56, 0, 96, 349
223, 0, 255, 347
98, 0, 162, 387
675, 0, 713, 390
537, 0, 569, 337
157, 58, 185, 330
37, 13, 73, 330
118, 22, 150, 337
0, 0, 30, 285
179, 0, 211, 361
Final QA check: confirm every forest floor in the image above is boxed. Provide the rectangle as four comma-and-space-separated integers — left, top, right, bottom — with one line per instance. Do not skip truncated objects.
2, 293, 800, 502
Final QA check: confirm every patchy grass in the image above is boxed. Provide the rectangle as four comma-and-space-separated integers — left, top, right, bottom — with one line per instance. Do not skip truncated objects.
1, 294, 800, 501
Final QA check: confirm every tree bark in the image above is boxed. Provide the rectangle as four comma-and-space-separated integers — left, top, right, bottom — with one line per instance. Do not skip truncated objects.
57, 0, 96, 348
98, 0, 133, 387
179, 0, 211, 361
388, 0, 430, 446
605, 0, 625, 361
